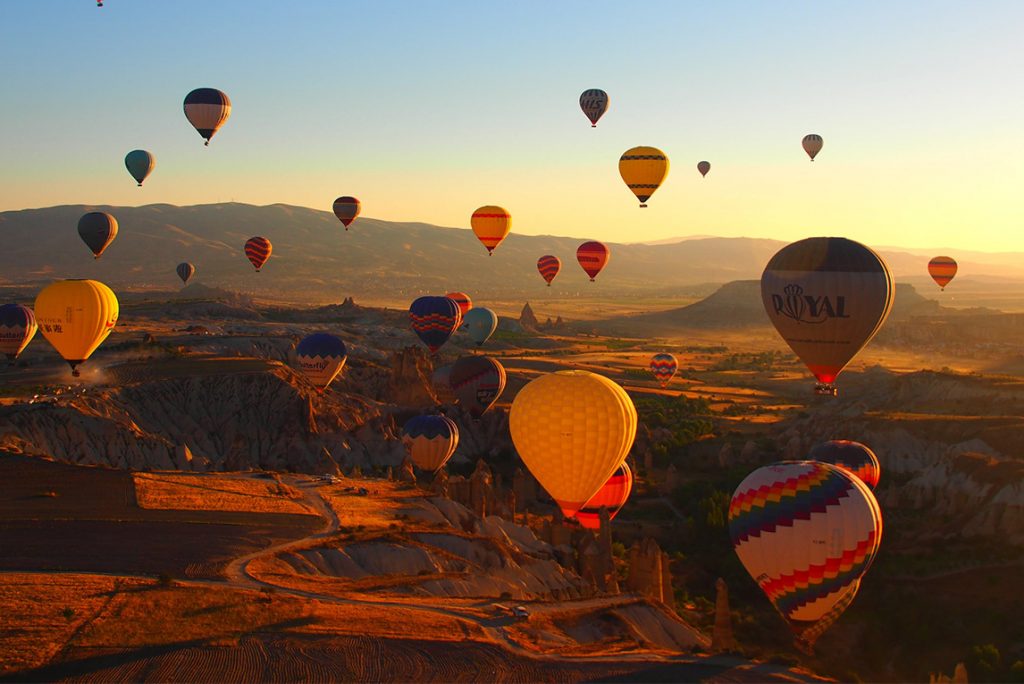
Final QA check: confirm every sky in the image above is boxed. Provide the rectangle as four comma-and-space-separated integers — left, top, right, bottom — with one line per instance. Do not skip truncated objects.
2, 1, 1022, 251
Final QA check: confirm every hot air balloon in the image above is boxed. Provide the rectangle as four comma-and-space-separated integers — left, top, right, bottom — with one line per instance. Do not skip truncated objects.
402, 415, 459, 472
577, 241, 610, 281
537, 255, 561, 286
619, 146, 669, 207
579, 89, 609, 127
332, 196, 361, 230
649, 353, 678, 388
295, 333, 348, 391
445, 292, 473, 319
927, 256, 957, 291
802, 134, 823, 161
124, 150, 155, 186
574, 462, 633, 530
410, 296, 462, 353
431, 364, 456, 404
463, 307, 498, 347
34, 280, 119, 377
729, 461, 882, 649
697, 161, 711, 178
183, 88, 231, 146
471, 206, 511, 255
760, 237, 894, 395
78, 212, 118, 259
510, 370, 637, 517
0, 304, 38, 364
176, 262, 195, 285
244, 237, 272, 271
450, 355, 506, 418
808, 440, 881, 490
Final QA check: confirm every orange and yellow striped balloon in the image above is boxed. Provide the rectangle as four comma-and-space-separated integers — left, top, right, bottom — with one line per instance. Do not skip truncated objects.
470, 206, 511, 255
574, 462, 633, 529
619, 146, 669, 207
927, 256, 957, 290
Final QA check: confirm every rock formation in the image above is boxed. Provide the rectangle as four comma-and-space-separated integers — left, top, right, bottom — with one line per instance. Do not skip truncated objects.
626, 538, 673, 603
519, 302, 539, 331
711, 578, 736, 652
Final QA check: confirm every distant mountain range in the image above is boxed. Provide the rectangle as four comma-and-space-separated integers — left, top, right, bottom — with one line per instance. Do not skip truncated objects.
1, 203, 1021, 304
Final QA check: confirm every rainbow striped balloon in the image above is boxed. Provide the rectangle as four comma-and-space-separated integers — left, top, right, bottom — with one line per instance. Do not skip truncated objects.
729, 461, 882, 648
537, 255, 561, 286
649, 353, 678, 388
409, 296, 462, 354
574, 462, 633, 530
808, 440, 881, 490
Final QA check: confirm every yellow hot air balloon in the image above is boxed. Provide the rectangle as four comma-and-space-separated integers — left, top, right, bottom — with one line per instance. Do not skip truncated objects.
470, 206, 511, 255
619, 146, 669, 207
510, 370, 637, 516
34, 280, 119, 377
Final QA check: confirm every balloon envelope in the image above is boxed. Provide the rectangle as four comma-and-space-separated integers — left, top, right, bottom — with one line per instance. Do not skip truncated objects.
176, 262, 195, 285
510, 370, 637, 516
463, 307, 498, 346
409, 296, 462, 353
619, 146, 669, 207
0, 303, 38, 362
124, 150, 155, 186
650, 353, 678, 387
697, 161, 711, 177
574, 462, 633, 529
332, 196, 361, 229
184, 88, 231, 145
78, 212, 118, 259
927, 256, 957, 290
34, 280, 118, 376
450, 355, 506, 418
760, 237, 894, 393
445, 292, 473, 319
729, 461, 882, 647
577, 241, 610, 281
244, 237, 272, 271
802, 134, 823, 161
808, 440, 881, 490
470, 206, 511, 255
295, 333, 348, 390
537, 255, 561, 286
579, 88, 609, 127
402, 415, 459, 472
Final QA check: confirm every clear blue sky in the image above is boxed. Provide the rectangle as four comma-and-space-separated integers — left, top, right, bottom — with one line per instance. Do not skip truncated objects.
2, 1, 1022, 250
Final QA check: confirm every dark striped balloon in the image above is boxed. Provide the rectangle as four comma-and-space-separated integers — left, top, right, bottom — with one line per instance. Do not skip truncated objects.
576, 241, 610, 281
409, 296, 462, 353
808, 440, 881, 490
176, 262, 195, 285
244, 237, 272, 271
445, 292, 472, 318
402, 415, 459, 472
78, 212, 118, 259
0, 303, 38, 362
537, 255, 561, 286
927, 256, 957, 290
332, 196, 361, 229
183, 88, 231, 146
574, 462, 633, 529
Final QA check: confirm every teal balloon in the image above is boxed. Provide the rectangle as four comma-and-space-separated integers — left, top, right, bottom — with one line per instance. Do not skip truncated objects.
463, 307, 498, 347
125, 150, 155, 186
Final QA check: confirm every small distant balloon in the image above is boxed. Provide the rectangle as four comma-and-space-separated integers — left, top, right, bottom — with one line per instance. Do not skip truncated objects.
574, 462, 633, 530
183, 88, 231, 146
78, 212, 118, 259
463, 307, 498, 347
176, 262, 195, 285
470, 206, 511, 255
619, 146, 669, 207
802, 134, 823, 161
808, 440, 881, 490
402, 415, 459, 473
450, 355, 506, 418
332, 196, 361, 230
927, 256, 957, 290
697, 161, 711, 178
537, 255, 561, 286
577, 241, 610, 281
295, 333, 348, 391
650, 353, 678, 388
409, 296, 462, 354
445, 292, 473, 319
125, 150, 155, 186
244, 237, 272, 271
579, 89, 609, 127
